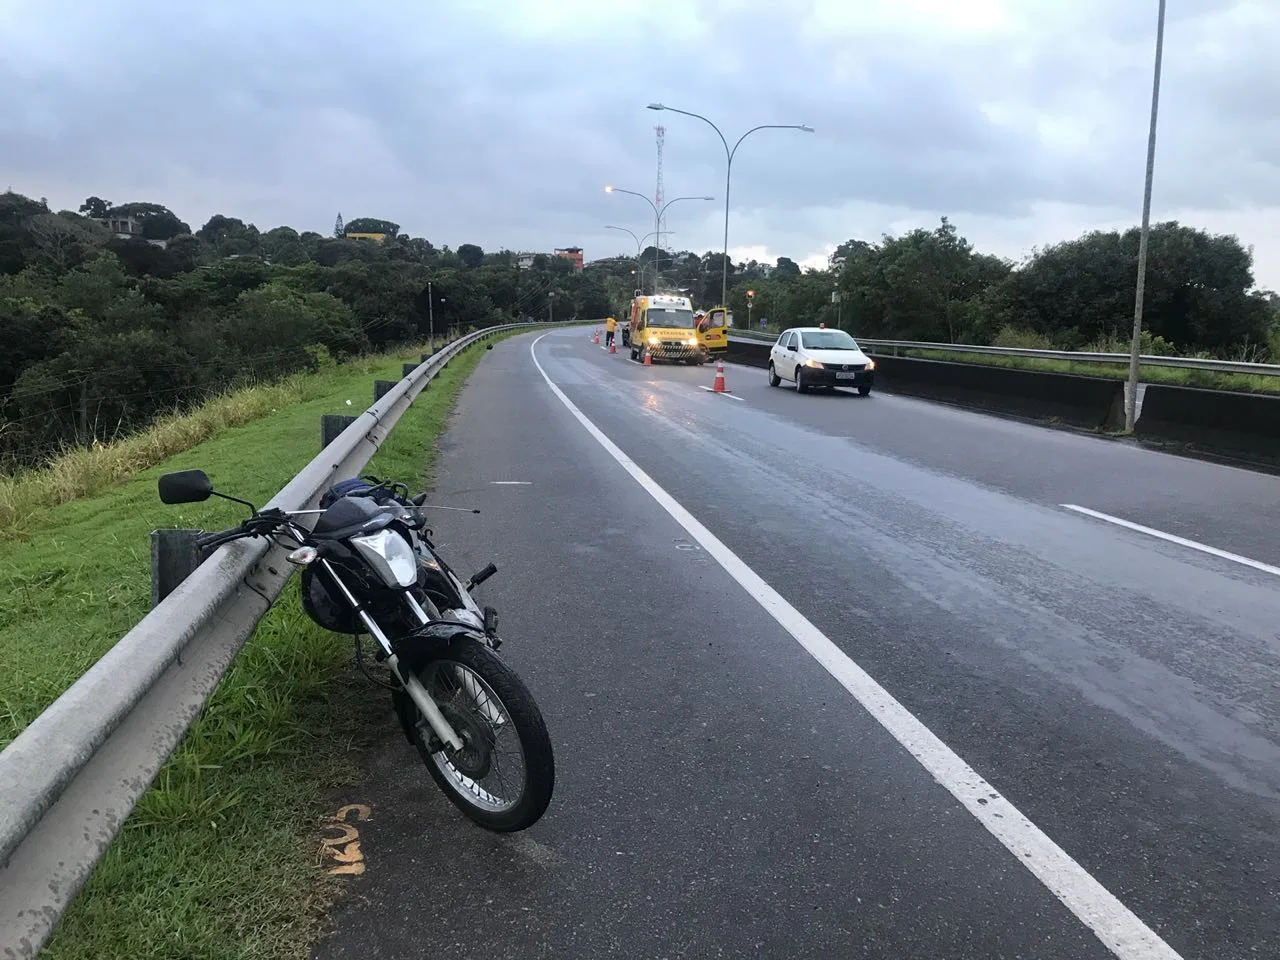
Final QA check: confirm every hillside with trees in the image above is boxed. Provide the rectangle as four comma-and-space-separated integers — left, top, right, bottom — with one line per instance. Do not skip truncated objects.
2, 190, 1276, 469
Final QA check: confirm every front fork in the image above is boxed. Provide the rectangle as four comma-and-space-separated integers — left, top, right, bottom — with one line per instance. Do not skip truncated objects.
316, 558, 465, 752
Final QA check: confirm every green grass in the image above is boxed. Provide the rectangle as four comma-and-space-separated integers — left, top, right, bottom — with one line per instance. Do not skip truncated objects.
896, 348, 1280, 395
1, 332, 512, 960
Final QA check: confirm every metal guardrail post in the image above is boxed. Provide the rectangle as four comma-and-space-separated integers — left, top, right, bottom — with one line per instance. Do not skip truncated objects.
373, 379, 396, 402
403, 362, 418, 377
150, 529, 206, 609
321, 414, 358, 450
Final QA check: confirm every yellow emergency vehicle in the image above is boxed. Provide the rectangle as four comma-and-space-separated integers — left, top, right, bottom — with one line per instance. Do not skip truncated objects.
625, 294, 707, 364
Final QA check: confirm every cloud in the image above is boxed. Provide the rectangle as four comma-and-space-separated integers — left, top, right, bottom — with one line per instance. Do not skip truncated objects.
2, 0, 1279, 288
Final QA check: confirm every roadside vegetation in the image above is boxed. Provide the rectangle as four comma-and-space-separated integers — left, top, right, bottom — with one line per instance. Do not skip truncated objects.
5, 190, 1278, 477
1, 333, 512, 960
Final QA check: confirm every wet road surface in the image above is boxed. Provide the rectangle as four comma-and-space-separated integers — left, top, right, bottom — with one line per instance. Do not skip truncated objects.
313, 327, 1280, 960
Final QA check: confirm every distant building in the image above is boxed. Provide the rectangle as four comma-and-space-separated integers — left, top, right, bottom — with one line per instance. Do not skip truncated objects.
554, 246, 584, 273
515, 252, 538, 270
99, 214, 168, 249
344, 231, 388, 243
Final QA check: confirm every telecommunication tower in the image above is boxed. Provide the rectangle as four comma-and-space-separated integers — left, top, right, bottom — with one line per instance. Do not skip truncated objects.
654, 125, 665, 256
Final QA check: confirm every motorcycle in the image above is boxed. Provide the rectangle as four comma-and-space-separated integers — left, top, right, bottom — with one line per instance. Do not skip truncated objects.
157, 468, 555, 832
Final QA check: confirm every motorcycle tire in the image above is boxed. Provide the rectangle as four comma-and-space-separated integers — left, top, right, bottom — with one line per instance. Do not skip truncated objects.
406, 637, 555, 832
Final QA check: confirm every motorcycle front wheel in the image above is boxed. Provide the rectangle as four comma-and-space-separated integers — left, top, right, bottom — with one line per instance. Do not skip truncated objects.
406, 637, 555, 832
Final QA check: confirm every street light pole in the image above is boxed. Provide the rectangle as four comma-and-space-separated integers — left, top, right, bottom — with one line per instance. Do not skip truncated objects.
606, 225, 668, 293
1125, 0, 1167, 432
427, 279, 435, 344
606, 186, 712, 294
649, 103, 813, 315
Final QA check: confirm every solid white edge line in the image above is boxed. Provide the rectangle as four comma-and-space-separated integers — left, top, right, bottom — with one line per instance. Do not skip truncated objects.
530, 332, 1182, 960
1061, 504, 1280, 578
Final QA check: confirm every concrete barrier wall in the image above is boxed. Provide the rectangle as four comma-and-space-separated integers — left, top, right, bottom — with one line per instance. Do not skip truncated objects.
1135, 383, 1280, 461
726, 337, 1280, 464
727, 339, 1121, 429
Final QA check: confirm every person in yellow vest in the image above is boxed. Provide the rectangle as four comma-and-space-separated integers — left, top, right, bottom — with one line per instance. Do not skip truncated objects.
604, 316, 617, 348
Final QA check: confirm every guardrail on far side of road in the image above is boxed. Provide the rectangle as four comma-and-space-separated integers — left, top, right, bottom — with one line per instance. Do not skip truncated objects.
727, 329, 1280, 379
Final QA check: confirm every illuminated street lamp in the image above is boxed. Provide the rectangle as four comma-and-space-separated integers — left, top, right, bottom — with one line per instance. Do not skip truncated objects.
648, 102, 813, 313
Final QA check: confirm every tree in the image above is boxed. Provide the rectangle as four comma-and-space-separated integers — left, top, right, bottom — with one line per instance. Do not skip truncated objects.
457, 243, 485, 269
26, 213, 108, 271
343, 218, 400, 238
774, 256, 802, 280
992, 222, 1269, 352
79, 196, 112, 219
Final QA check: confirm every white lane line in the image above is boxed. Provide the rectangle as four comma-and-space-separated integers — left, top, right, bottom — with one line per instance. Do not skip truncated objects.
530, 333, 1181, 960
1062, 504, 1280, 578
697, 385, 746, 402
490, 481, 532, 485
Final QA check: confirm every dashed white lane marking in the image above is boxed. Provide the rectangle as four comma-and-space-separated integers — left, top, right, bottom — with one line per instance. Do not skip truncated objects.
697, 385, 746, 402
1062, 504, 1280, 578
490, 481, 532, 485
531, 331, 1182, 960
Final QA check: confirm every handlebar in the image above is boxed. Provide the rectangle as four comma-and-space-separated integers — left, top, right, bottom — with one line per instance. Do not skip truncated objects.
195, 509, 292, 552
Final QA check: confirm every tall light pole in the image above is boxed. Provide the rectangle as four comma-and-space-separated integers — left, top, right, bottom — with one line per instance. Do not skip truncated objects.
1125, 0, 1167, 432
427, 279, 435, 343
648, 103, 813, 315
605, 186, 713, 293
606, 225, 667, 291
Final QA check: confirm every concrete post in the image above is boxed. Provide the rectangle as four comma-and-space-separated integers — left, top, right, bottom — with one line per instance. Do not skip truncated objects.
374, 380, 396, 402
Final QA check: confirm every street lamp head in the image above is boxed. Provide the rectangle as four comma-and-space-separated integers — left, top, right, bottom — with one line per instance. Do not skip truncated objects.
647, 102, 665, 111
799, 125, 815, 133
604, 185, 615, 193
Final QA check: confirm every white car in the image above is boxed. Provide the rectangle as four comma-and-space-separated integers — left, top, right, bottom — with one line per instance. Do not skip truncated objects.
768, 326, 876, 395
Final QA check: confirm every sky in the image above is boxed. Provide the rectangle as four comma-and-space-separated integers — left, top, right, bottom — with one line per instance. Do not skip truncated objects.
2, 0, 1279, 287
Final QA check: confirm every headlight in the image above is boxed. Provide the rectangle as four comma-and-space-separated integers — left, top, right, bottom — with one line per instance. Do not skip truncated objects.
804, 358, 824, 369
866, 358, 876, 371
648, 335, 659, 345
350, 528, 419, 588
687, 337, 698, 346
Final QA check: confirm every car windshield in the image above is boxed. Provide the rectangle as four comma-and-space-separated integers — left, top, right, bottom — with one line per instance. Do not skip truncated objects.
799, 330, 859, 350
647, 307, 695, 329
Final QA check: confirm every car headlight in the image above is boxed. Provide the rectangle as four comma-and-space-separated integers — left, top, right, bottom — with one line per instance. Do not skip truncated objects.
648, 335, 659, 345
350, 528, 419, 588
866, 358, 876, 371
687, 337, 698, 346
804, 358, 824, 369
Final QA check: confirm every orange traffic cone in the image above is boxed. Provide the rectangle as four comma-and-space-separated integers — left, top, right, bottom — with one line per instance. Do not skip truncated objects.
609, 339, 617, 354
643, 346, 652, 366
712, 357, 727, 393
593, 328, 600, 344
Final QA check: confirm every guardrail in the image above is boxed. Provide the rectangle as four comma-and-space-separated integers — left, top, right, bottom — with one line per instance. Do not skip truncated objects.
727, 329, 1280, 378
0, 321, 553, 958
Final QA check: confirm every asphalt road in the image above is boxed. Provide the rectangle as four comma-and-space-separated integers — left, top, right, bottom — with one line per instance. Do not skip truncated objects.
313, 327, 1280, 960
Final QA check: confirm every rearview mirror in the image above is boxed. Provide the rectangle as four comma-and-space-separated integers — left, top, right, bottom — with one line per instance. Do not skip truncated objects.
158, 469, 213, 504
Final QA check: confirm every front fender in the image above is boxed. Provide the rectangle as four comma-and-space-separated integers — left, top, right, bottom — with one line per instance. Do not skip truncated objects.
389, 620, 490, 744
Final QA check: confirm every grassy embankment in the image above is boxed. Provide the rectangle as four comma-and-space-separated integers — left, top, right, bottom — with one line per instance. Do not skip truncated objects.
0, 331, 518, 959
